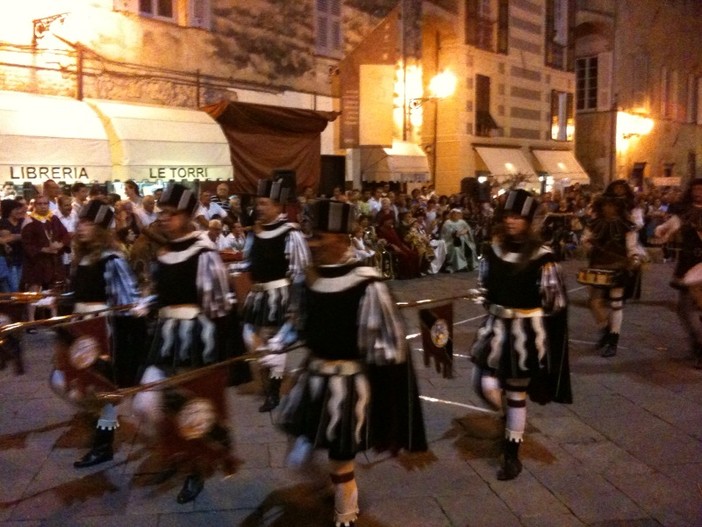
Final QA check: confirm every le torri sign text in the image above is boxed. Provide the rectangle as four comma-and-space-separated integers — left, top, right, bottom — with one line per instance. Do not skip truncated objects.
147, 166, 211, 181
6, 166, 99, 182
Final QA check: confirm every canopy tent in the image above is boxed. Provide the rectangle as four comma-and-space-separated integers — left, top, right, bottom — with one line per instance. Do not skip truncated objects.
86, 99, 233, 183
532, 149, 590, 186
360, 141, 431, 182
0, 90, 112, 183
204, 100, 338, 196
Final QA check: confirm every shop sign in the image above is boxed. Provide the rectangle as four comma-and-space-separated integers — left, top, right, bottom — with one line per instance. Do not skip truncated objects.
147, 167, 211, 181
6, 166, 92, 181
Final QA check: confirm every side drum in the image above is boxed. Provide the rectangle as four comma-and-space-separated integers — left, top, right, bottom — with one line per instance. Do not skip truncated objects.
576, 268, 618, 287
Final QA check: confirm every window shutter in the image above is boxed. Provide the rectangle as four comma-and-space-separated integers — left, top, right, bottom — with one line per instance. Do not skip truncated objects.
190, 0, 211, 30
687, 75, 697, 123
697, 77, 702, 124
597, 51, 612, 111
632, 53, 649, 110
465, 0, 478, 45
497, 0, 509, 54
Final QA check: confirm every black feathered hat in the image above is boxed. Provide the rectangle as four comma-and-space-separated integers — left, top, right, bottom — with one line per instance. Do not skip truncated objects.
502, 189, 539, 221
158, 182, 197, 215
310, 199, 355, 234
78, 200, 114, 229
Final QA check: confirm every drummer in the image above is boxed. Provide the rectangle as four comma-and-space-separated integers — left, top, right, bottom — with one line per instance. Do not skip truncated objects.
581, 194, 645, 357
60, 199, 145, 468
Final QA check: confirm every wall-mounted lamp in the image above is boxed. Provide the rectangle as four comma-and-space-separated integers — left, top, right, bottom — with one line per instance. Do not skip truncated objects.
409, 70, 457, 109
32, 13, 68, 44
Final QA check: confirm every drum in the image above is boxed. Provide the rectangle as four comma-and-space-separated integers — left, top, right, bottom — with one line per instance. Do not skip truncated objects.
576, 268, 618, 287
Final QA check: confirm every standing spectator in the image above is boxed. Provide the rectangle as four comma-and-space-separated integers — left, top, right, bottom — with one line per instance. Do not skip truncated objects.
1, 182, 16, 200
114, 200, 140, 256
0, 199, 27, 292
21, 194, 71, 321
123, 179, 142, 208
210, 183, 232, 214
71, 182, 89, 214
56, 195, 78, 284
470, 189, 571, 481
206, 219, 235, 251
134, 194, 158, 229
43, 179, 62, 213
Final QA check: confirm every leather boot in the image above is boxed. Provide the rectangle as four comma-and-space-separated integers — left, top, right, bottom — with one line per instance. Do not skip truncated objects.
176, 473, 204, 504
601, 332, 619, 357
74, 428, 114, 468
497, 439, 522, 481
595, 326, 610, 350
259, 377, 282, 412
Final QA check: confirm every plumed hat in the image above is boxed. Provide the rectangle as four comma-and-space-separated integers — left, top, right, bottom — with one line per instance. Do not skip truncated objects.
310, 199, 355, 234
158, 182, 197, 215
78, 200, 114, 229
502, 189, 539, 221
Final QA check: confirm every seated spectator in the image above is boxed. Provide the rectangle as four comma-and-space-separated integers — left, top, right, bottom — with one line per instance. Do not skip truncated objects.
441, 208, 478, 272
351, 223, 375, 263
194, 190, 226, 229
207, 219, 235, 251
376, 215, 420, 279
414, 211, 447, 275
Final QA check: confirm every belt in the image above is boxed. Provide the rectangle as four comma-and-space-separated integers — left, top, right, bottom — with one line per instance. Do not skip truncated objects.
250, 278, 290, 292
158, 305, 201, 320
488, 304, 544, 319
308, 359, 363, 377
74, 302, 109, 314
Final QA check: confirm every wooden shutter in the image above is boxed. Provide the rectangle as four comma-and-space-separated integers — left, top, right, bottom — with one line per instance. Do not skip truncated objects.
597, 51, 612, 111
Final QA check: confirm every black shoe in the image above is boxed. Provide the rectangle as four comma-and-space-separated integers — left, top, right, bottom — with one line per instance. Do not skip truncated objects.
176, 473, 204, 504
601, 345, 617, 358
258, 394, 280, 412
497, 457, 522, 480
74, 446, 113, 468
258, 377, 282, 413
601, 332, 619, 358
595, 328, 610, 350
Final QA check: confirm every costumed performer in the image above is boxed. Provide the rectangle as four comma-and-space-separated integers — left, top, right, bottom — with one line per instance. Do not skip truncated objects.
241, 174, 311, 412
470, 189, 571, 481
279, 199, 428, 527
132, 182, 235, 504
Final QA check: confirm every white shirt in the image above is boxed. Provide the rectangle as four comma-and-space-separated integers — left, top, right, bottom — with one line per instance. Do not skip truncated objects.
57, 209, 78, 265
195, 202, 227, 222
134, 207, 158, 228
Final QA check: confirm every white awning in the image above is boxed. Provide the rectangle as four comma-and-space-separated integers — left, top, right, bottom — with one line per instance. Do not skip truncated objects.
474, 146, 539, 189
532, 149, 590, 186
361, 141, 430, 182
86, 99, 233, 182
0, 90, 112, 183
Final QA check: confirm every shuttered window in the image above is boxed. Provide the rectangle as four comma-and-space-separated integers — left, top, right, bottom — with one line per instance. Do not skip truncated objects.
316, 0, 342, 57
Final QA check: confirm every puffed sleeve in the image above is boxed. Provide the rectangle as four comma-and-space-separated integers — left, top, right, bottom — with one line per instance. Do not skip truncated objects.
357, 281, 408, 365
197, 250, 233, 319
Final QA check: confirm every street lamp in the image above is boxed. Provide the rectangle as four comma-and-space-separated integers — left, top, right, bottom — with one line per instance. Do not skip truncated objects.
409, 70, 456, 185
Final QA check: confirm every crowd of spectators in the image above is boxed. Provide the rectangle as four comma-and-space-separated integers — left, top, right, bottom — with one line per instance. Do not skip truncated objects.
0, 178, 683, 298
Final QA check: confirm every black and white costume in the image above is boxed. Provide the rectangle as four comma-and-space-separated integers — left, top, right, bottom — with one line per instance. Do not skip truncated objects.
471, 189, 571, 482
242, 176, 311, 412
279, 199, 427, 527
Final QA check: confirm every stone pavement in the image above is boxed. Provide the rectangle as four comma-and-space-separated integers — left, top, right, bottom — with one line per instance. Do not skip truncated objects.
1, 258, 702, 527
